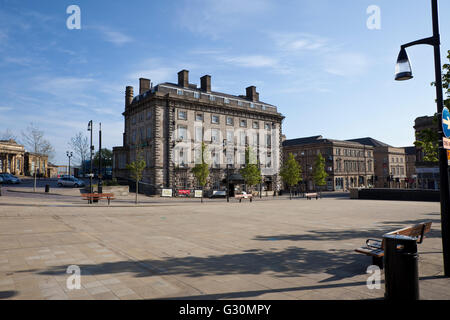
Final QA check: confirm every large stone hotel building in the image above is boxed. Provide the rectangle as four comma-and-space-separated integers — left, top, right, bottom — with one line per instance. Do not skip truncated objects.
113, 70, 284, 195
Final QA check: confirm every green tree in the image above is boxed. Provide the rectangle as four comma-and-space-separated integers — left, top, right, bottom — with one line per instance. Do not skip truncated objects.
240, 147, 262, 194
280, 153, 302, 200
94, 148, 113, 168
126, 146, 146, 204
192, 142, 210, 203
313, 152, 328, 191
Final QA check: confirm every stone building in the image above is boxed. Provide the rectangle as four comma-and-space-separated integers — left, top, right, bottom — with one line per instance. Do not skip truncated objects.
0, 139, 25, 175
404, 146, 417, 188
347, 138, 406, 188
282, 136, 375, 192
414, 115, 439, 190
24, 152, 49, 178
113, 70, 284, 195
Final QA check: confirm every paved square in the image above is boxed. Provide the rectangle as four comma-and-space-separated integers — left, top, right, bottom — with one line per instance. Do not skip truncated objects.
0, 191, 449, 300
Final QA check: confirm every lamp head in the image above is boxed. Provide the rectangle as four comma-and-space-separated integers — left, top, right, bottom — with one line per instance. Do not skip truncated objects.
395, 47, 413, 81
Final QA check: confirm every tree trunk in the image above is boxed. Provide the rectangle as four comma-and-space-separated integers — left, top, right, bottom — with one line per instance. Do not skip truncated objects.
290, 187, 292, 200
135, 180, 138, 204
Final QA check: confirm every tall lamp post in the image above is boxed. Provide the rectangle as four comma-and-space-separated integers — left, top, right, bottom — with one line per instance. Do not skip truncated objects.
66, 151, 73, 177
98, 123, 102, 194
87, 120, 94, 202
395, 0, 450, 276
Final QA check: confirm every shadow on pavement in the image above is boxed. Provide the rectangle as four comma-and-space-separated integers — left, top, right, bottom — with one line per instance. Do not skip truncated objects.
0, 291, 18, 299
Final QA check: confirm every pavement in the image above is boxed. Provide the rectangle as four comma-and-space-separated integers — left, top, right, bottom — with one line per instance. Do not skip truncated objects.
0, 188, 449, 300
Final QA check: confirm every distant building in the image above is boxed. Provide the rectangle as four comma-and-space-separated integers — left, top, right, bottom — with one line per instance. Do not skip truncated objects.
346, 138, 406, 188
24, 153, 49, 178
414, 115, 439, 189
404, 146, 417, 188
0, 139, 25, 175
113, 70, 284, 195
282, 136, 375, 192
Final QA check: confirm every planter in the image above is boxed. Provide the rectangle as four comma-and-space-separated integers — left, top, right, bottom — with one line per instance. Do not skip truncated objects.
102, 185, 129, 196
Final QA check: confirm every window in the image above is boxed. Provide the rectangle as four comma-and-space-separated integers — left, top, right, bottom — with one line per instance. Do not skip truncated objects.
252, 121, 259, 129
139, 127, 145, 141
227, 130, 234, 144
226, 117, 234, 126
266, 134, 272, 148
240, 131, 246, 146
147, 127, 152, 139
240, 119, 247, 127
177, 89, 183, 95
146, 110, 152, 120
224, 98, 230, 104
131, 130, 136, 143
194, 92, 200, 99
265, 123, 271, 130
178, 125, 187, 140
139, 112, 144, 122
196, 113, 203, 122
252, 133, 258, 146
211, 115, 219, 124
238, 100, 244, 107
178, 110, 187, 120
211, 129, 220, 144
250, 103, 255, 108
132, 116, 136, 125
209, 95, 216, 101
212, 150, 220, 168
261, 105, 266, 111
195, 127, 203, 142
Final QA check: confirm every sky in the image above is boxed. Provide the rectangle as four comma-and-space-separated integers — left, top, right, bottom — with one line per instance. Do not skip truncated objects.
0, 0, 449, 165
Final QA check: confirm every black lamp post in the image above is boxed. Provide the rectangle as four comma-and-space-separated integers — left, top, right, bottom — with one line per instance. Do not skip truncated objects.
87, 120, 94, 202
66, 151, 73, 177
223, 139, 230, 202
98, 123, 102, 194
395, 0, 450, 276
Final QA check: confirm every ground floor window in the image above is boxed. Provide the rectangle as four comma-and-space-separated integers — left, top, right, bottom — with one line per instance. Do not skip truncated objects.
335, 177, 344, 190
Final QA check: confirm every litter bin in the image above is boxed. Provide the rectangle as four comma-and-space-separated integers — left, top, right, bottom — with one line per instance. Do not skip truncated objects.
45, 184, 50, 193
383, 234, 419, 300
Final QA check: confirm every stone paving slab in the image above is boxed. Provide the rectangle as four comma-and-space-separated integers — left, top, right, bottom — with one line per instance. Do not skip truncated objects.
1, 193, 450, 300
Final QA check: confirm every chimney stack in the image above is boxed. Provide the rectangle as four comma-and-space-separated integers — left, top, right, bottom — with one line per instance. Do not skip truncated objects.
125, 86, 134, 108
139, 78, 150, 95
200, 75, 211, 92
246, 86, 259, 102
178, 70, 189, 88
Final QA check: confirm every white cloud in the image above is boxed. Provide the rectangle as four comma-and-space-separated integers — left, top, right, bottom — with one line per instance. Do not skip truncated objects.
219, 55, 279, 68
269, 32, 328, 53
95, 26, 133, 46
324, 53, 371, 77
0, 106, 12, 111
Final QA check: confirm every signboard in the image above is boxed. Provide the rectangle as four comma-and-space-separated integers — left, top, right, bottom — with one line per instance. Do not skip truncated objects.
444, 137, 450, 150
178, 189, 191, 197
194, 190, 203, 198
448, 150, 450, 166
442, 107, 450, 138
161, 189, 173, 197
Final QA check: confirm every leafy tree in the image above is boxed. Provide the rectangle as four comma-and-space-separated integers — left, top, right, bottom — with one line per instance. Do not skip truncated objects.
68, 132, 89, 174
240, 147, 262, 194
313, 152, 328, 191
126, 146, 146, 204
94, 148, 113, 168
192, 142, 210, 203
280, 153, 302, 200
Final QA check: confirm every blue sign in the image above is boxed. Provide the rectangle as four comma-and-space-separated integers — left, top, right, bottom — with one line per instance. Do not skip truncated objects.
443, 107, 450, 138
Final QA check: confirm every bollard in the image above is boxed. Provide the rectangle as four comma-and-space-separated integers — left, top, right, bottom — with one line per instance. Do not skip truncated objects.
45, 184, 50, 193
383, 234, 419, 300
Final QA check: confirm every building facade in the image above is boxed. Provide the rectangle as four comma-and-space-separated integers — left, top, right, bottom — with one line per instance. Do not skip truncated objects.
347, 138, 406, 188
404, 146, 417, 188
414, 115, 439, 190
0, 139, 25, 175
113, 70, 284, 195
24, 153, 49, 178
282, 136, 375, 192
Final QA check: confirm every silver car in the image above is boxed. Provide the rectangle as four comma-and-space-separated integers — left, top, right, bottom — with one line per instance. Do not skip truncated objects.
57, 176, 85, 188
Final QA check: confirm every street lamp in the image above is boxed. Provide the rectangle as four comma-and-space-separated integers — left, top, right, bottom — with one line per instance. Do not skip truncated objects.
87, 120, 94, 202
66, 151, 73, 177
223, 139, 230, 202
395, 0, 450, 276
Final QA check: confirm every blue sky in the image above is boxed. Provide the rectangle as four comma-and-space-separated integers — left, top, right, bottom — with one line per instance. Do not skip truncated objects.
1, 0, 449, 164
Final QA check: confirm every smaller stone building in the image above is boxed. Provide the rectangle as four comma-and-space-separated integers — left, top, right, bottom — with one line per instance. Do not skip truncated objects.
0, 139, 25, 175
24, 152, 49, 178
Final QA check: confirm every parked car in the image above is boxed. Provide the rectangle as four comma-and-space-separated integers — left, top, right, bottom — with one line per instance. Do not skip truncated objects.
209, 190, 227, 198
57, 176, 85, 188
0, 176, 3, 184
0, 173, 21, 184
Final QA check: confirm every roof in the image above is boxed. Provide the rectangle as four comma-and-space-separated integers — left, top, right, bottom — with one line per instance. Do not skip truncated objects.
282, 136, 370, 148
345, 137, 392, 147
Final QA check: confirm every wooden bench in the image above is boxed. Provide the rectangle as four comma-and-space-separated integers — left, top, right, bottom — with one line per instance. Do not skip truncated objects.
81, 193, 115, 205
305, 192, 319, 200
235, 194, 253, 202
355, 221, 432, 268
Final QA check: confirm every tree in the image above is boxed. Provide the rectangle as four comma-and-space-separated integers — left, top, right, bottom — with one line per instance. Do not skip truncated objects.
240, 146, 262, 194
21, 123, 55, 192
68, 132, 89, 174
280, 153, 302, 199
126, 146, 146, 204
313, 152, 328, 192
0, 128, 17, 141
192, 142, 210, 203
94, 148, 113, 168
